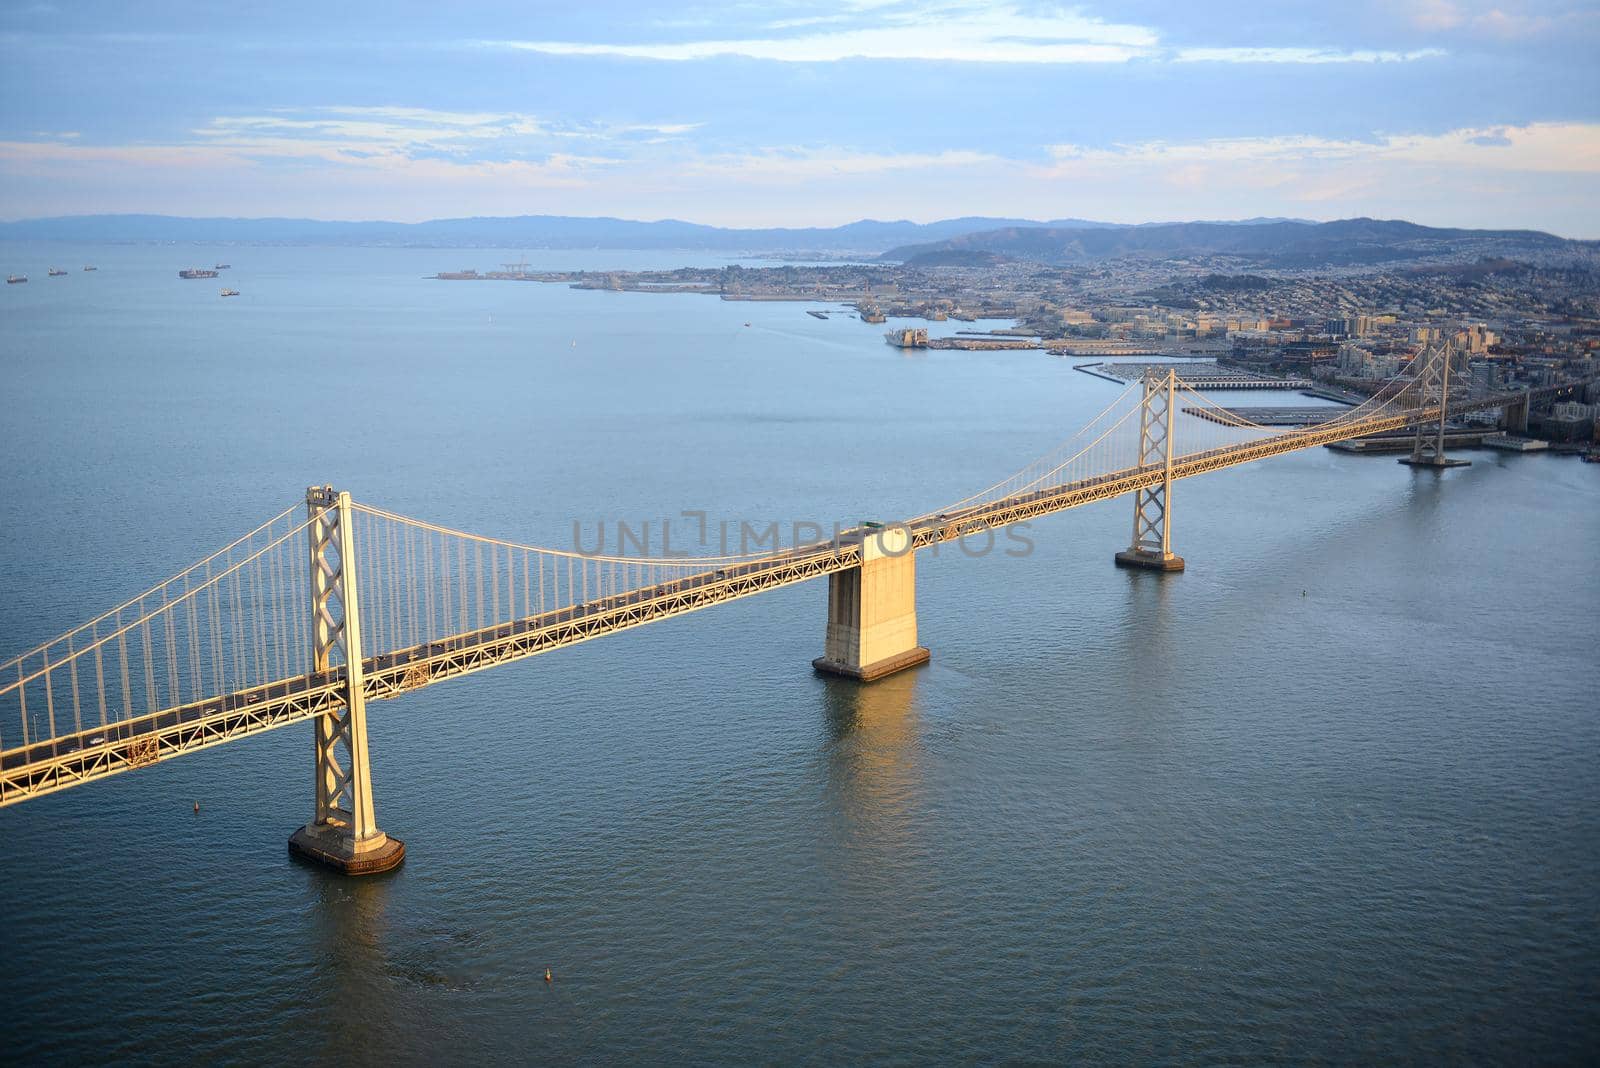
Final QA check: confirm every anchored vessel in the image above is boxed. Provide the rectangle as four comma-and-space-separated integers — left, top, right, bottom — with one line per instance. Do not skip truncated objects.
884, 327, 929, 348
220, 289, 240, 298
179, 268, 220, 279
48, 267, 67, 277
5, 275, 25, 284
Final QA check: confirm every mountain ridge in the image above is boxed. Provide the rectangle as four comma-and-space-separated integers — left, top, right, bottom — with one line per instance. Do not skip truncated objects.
881, 218, 1587, 268
0, 212, 1314, 251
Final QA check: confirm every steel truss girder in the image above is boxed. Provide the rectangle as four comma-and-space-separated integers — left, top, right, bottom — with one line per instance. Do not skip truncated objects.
0, 677, 344, 805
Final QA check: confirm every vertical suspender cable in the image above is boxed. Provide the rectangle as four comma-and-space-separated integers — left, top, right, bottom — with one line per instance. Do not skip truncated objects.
93, 621, 108, 728
475, 538, 485, 631
490, 542, 500, 628
67, 632, 82, 736
117, 610, 133, 727
208, 564, 225, 694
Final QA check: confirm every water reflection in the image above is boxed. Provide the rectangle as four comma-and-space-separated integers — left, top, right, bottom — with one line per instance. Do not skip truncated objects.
301, 863, 402, 1056
818, 671, 927, 865
1115, 563, 1178, 658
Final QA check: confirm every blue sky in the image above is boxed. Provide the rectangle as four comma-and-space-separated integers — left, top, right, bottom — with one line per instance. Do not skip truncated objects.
2, 1, 1597, 235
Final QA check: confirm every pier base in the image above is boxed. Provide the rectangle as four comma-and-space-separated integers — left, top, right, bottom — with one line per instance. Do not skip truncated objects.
814, 526, 928, 683
1114, 548, 1186, 572
1398, 455, 1471, 469
289, 824, 406, 876
814, 646, 931, 682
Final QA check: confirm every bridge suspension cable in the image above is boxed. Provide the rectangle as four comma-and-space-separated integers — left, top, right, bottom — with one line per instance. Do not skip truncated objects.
1, 346, 1479, 791
1, 509, 314, 756
341, 503, 828, 668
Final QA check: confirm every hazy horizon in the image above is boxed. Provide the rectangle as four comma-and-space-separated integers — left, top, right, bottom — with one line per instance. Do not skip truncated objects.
0, 211, 1590, 244
3, 2, 1598, 235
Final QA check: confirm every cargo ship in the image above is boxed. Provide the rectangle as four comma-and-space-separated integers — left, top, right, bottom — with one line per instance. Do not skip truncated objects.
179, 268, 220, 279
5, 274, 26, 284
884, 327, 929, 349
48, 267, 68, 276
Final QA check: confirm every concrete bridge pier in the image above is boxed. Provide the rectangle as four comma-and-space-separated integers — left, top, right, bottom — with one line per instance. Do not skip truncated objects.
1501, 394, 1529, 433
813, 525, 930, 682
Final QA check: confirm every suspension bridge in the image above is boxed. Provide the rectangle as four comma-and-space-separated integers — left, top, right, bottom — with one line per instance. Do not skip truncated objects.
0, 345, 1581, 872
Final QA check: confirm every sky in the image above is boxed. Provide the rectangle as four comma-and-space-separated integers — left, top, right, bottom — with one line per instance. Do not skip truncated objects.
1, 1, 1598, 235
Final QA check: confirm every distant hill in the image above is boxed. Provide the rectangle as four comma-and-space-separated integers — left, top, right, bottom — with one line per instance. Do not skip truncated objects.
882, 218, 1582, 268
0, 213, 1094, 250
0, 212, 1307, 252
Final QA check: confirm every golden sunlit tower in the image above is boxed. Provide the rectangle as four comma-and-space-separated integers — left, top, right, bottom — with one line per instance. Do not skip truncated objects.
1115, 368, 1185, 572
288, 486, 405, 875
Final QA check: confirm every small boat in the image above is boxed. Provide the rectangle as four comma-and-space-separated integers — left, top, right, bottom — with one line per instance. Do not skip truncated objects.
220, 288, 239, 297
82, 265, 97, 272
48, 267, 68, 276
5, 275, 25, 284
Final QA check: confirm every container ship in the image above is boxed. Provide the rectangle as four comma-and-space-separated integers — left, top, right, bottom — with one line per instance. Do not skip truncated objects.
884, 327, 929, 349
179, 268, 220, 279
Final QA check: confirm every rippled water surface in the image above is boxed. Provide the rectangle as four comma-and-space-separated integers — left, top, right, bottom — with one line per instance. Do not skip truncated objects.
2, 244, 1597, 1063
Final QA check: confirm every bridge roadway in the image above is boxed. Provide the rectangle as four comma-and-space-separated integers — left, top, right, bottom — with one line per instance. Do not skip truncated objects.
0, 395, 1519, 806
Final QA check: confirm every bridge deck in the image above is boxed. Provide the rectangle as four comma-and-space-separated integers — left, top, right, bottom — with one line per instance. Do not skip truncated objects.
5, 377, 1575, 807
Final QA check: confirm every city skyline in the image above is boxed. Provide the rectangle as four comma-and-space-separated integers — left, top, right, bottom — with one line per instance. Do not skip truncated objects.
3, 0, 1599, 236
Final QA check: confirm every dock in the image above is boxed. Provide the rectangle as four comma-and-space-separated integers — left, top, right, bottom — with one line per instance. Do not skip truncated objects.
926, 337, 1038, 351
1183, 405, 1347, 426
1083, 362, 1311, 389
1326, 429, 1491, 453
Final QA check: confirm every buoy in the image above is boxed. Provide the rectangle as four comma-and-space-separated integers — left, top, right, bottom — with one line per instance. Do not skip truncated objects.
544, 968, 552, 983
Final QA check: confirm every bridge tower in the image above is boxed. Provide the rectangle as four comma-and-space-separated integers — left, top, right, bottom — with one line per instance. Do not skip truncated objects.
1401, 342, 1471, 469
287, 486, 405, 875
813, 524, 930, 682
1115, 368, 1185, 572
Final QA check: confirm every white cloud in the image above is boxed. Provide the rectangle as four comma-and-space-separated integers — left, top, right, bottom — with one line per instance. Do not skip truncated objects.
683, 147, 1000, 182
482, 4, 1159, 64
1044, 123, 1600, 175
189, 106, 696, 153
480, 2, 1453, 65
1406, 0, 1467, 31
1400, 0, 1575, 38
4, 121, 1596, 235
1175, 47, 1446, 63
